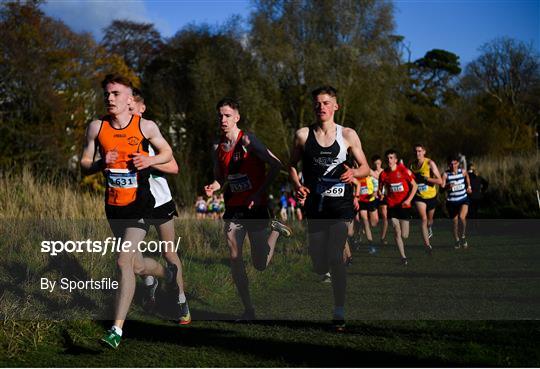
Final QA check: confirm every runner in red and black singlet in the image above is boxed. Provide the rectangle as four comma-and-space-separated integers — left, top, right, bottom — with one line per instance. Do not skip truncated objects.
378, 149, 418, 265
204, 98, 292, 322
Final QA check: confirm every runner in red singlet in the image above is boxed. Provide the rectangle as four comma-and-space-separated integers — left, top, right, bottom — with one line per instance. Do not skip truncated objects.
379, 149, 418, 265
204, 98, 292, 321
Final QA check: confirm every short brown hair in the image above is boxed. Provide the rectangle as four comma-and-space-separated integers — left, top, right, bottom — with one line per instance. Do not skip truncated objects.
132, 87, 144, 103
385, 149, 399, 160
216, 97, 240, 112
311, 85, 338, 100
101, 73, 133, 90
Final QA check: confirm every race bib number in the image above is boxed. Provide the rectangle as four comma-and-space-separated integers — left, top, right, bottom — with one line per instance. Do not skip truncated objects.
360, 186, 370, 195
107, 168, 137, 189
451, 182, 465, 192
316, 178, 345, 197
418, 184, 428, 193
390, 182, 404, 193
228, 174, 252, 193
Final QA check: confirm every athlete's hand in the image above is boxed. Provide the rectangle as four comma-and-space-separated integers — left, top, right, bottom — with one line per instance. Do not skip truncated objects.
340, 164, 356, 184
415, 174, 427, 184
353, 197, 360, 211
132, 152, 153, 170
204, 183, 219, 197
402, 199, 412, 208
466, 186, 472, 194
105, 149, 118, 165
245, 192, 262, 210
295, 185, 310, 201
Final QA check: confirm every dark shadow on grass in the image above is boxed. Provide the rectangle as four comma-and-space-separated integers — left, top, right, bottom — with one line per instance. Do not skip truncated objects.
117, 319, 465, 367
349, 271, 540, 279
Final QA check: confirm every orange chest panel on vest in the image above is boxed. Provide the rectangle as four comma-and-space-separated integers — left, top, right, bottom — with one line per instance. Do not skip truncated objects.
97, 115, 150, 206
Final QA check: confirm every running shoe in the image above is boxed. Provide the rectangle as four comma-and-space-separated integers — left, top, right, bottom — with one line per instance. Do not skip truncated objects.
461, 237, 469, 249
428, 226, 433, 239
235, 308, 256, 323
454, 240, 462, 249
178, 301, 191, 325
401, 257, 408, 266
332, 318, 346, 332
368, 245, 378, 255
142, 278, 159, 312
321, 272, 332, 283
425, 245, 433, 256
345, 256, 353, 267
271, 220, 292, 238
100, 329, 121, 349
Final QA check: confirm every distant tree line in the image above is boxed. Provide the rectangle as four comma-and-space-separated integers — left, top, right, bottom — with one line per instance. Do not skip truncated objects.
1, 1, 538, 206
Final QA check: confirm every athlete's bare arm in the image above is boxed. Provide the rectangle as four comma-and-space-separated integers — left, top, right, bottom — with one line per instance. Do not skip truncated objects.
377, 173, 387, 200
464, 171, 473, 194
340, 128, 369, 183
288, 127, 310, 200
80, 120, 107, 175
428, 160, 443, 186
204, 144, 223, 197
152, 157, 179, 174
441, 172, 448, 189
403, 172, 418, 207
133, 118, 173, 170
242, 132, 282, 206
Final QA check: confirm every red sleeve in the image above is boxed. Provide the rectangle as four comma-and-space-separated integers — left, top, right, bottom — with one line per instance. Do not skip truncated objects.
406, 168, 415, 182
379, 171, 386, 185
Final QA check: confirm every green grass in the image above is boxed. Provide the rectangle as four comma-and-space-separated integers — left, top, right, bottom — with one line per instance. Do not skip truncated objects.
1, 218, 540, 366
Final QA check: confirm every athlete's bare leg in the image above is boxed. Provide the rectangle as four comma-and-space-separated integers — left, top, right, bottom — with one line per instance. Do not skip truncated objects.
400, 219, 410, 239
427, 208, 435, 230
459, 204, 469, 239
343, 241, 352, 262
452, 215, 460, 242
308, 221, 348, 309
415, 201, 431, 247
246, 226, 280, 271
157, 219, 185, 293
360, 210, 373, 243
380, 205, 388, 243
391, 218, 407, 259
225, 221, 252, 311
113, 227, 167, 329
369, 209, 379, 228
347, 218, 355, 237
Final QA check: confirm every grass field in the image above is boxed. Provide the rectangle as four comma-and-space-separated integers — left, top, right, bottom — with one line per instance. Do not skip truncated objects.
1, 217, 539, 367
1, 170, 539, 366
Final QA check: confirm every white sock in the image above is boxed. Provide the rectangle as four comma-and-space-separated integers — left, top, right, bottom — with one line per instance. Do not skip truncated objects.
144, 276, 155, 286
178, 292, 186, 304
111, 325, 123, 336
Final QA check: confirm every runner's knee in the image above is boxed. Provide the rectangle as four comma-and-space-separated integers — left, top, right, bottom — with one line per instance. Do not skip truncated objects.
116, 256, 133, 271
163, 250, 180, 262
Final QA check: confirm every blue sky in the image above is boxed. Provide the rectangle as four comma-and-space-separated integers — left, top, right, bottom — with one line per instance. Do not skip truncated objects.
41, 0, 539, 67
